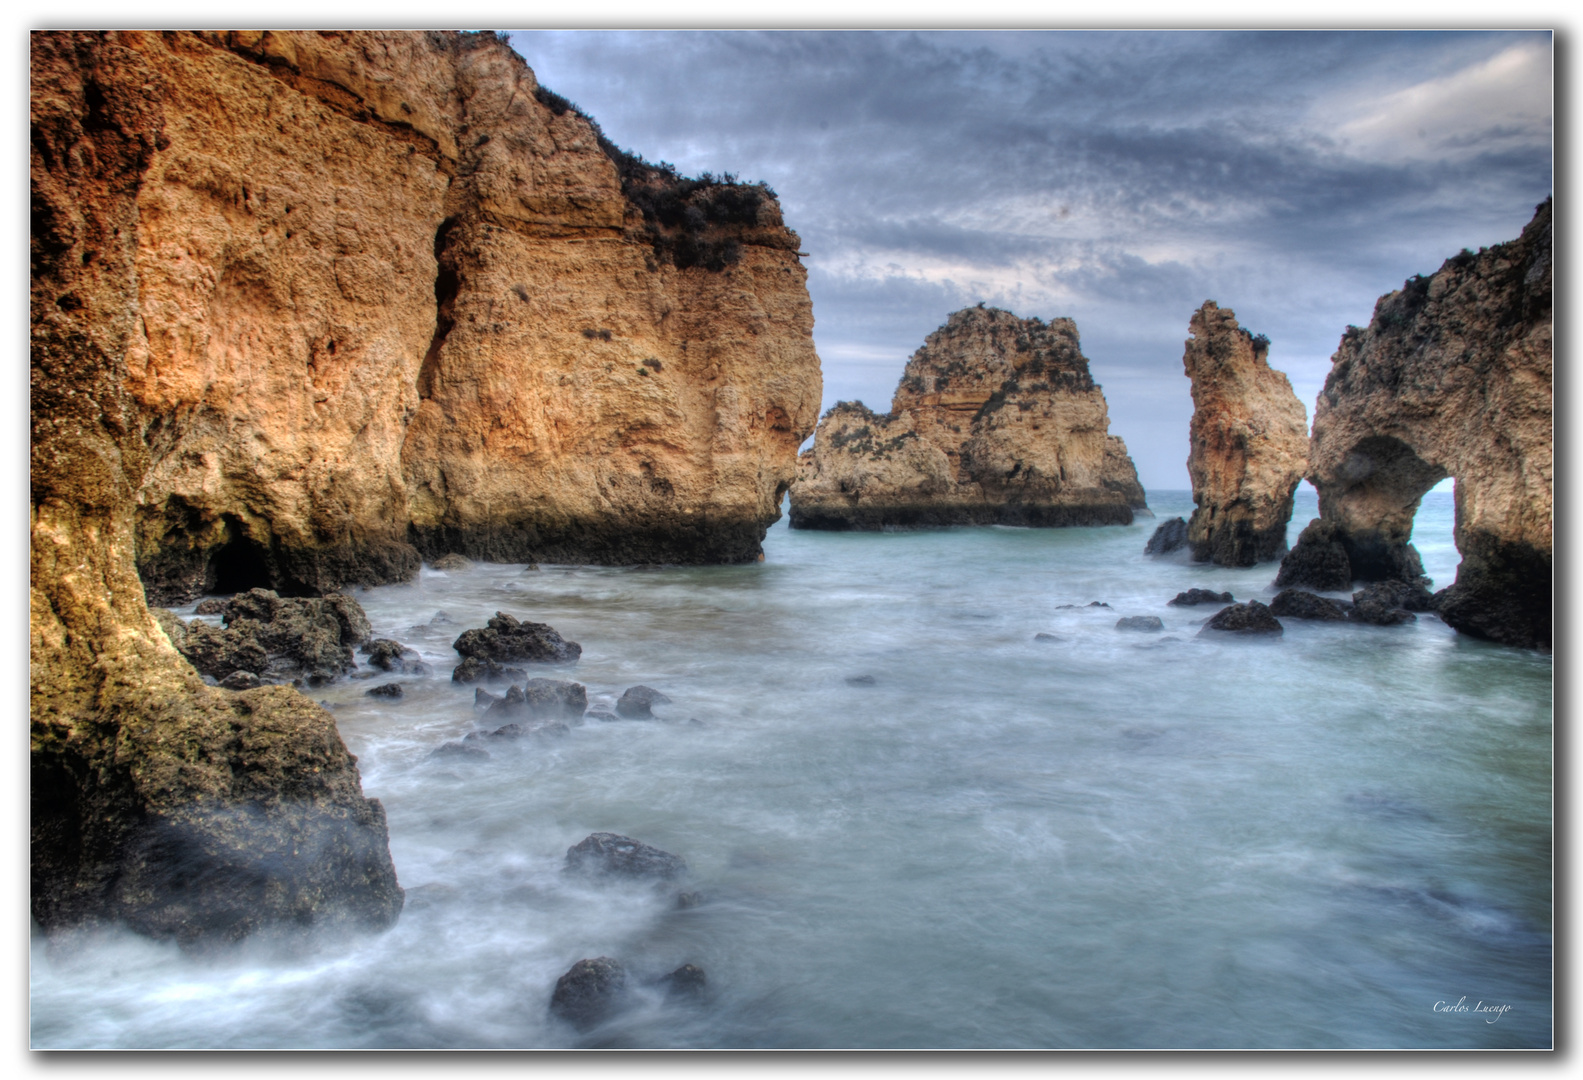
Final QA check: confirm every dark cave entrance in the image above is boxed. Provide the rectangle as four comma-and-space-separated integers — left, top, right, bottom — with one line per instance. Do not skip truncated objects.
209, 521, 274, 595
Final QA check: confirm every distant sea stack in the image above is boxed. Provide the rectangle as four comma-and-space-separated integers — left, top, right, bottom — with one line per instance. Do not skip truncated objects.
1277, 198, 1551, 650
1181, 302, 1309, 566
789, 306, 1145, 529
31, 31, 818, 942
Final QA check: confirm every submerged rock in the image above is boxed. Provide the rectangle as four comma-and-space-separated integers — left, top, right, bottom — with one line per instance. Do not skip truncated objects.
485, 679, 587, 723
1198, 600, 1284, 637
1168, 589, 1234, 607
790, 306, 1146, 530
845, 674, 878, 686
1349, 583, 1421, 626
550, 957, 628, 1029
366, 683, 404, 699
565, 833, 688, 880
451, 656, 528, 685
361, 638, 427, 674
661, 963, 708, 999
429, 553, 473, 572
1115, 616, 1165, 632
1268, 589, 1351, 621
1144, 517, 1188, 555
429, 741, 490, 762
1032, 632, 1066, 642
1182, 302, 1309, 566
616, 685, 672, 719
452, 612, 582, 669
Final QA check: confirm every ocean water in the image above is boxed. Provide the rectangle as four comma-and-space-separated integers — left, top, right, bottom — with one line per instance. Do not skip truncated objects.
30, 489, 1552, 1049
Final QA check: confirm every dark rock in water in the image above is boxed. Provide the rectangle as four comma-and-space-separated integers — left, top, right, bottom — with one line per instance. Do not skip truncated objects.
361, 638, 425, 673
1115, 616, 1164, 632
616, 685, 672, 719
1168, 588, 1233, 607
474, 687, 498, 708
1349, 583, 1419, 626
173, 589, 372, 685
193, 597, 229, 615
429, 740, 489, 762
585, 708, 620, 723
429, 553, 473, 572
1275, 519, 1354, 593
451, 655, 527, 685
1033, 632, 1066, 642
1269, 589, 1351, 621
676, 891, 704, 909
486, 723, 526, 739
1199, 600, 1284, 636
661, 963, 707, 999
1088, 601, 1111, 609
566, 832, 687, 880
845, 674, 877, 686
1145, 517, 1188, 555
218, 670, 261, 691
550, 957, 627, 1029
453, 612, 581, 666
487, 679, 588, 722
366, 683, 403, 699
1359, 579, 1435, 612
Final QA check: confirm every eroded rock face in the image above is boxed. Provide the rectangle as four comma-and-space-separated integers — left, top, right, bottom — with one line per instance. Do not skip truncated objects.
790, 306, 1145, 529
1182, 302, 1309, 566
1277, 200, 1552, 650
31, 33, 402, 943
102, 30, 818, 602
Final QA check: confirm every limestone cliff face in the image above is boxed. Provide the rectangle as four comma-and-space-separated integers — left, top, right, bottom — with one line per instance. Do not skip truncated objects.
32, 32, 401, 942
790, 306, 1144, 529
31, 30, 818, 940
1277, 199, 1551, 650
1182, 302, 1309, 566
119, 30, 820, 601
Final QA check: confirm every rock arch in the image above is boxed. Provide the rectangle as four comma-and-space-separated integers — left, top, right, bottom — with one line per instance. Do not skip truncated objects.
1277, 199, 1551, 650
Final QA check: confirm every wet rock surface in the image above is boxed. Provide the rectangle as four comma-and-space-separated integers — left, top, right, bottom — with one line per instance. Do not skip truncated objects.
484, 679, 588, 723
616, 685, 672, 718
361, 638, 428, 674
661, 963, 708, 999
366, 683, 404, 699
1144, 517, 1188, 555
1349, 583, 1423, 626
1168, 589, 1233, 607
565, 833, 688, 880
1269, 589, 1352, 621
1116, 616, 1165, 632
429, 554, 473, 572
171, 589, 372, 684
1199, 600, 1284, 636
452, 612, 582, 671
550, 957, 628, 1029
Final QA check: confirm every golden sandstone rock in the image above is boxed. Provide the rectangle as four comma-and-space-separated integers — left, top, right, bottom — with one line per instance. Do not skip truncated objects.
1277, 199, 1552, 650
31, 30, 819, 941
790, 305, 1145, 529
1181, 301, 1309, 567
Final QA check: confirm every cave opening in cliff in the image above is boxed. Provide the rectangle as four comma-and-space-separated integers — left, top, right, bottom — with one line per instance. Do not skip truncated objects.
210, 523, 273, 595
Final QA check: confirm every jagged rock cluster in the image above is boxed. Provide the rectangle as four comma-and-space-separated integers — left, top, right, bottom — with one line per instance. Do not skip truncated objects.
1181, 302, 1309, 566
1278, 199, 1552, 650
31, 30, 818, 944
790, 306, 1145, 529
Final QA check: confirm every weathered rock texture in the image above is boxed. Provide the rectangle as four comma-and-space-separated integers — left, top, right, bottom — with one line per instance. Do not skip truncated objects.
1182, 302, 1309, 566
32, 32, 404, 944
32, 30, 819, 941
104, 30, 819, 602
1277, 199, 1552, 650
790, 306, 1144, 529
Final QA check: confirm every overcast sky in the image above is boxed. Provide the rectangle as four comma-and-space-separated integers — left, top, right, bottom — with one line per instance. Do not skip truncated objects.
507, 30, 1551, 492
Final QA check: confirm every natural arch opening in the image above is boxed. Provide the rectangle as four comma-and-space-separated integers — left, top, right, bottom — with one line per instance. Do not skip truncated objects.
1325, 435, 1448, 582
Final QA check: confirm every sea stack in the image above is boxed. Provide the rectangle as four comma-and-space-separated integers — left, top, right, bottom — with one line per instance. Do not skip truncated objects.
789, 306, 1145, 529
1277, 199, 1552, 650
31, 31, 819, 942
1181, 302, 1309, 566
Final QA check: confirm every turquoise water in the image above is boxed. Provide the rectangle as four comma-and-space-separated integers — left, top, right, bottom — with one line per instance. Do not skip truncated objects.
30, 489, 1552, 1048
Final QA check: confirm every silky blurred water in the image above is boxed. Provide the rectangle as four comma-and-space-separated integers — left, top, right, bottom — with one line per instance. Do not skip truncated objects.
31, 488, 1552, 1048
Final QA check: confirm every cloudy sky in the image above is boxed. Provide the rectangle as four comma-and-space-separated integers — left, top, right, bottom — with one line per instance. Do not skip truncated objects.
509, 31, 1550, 491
